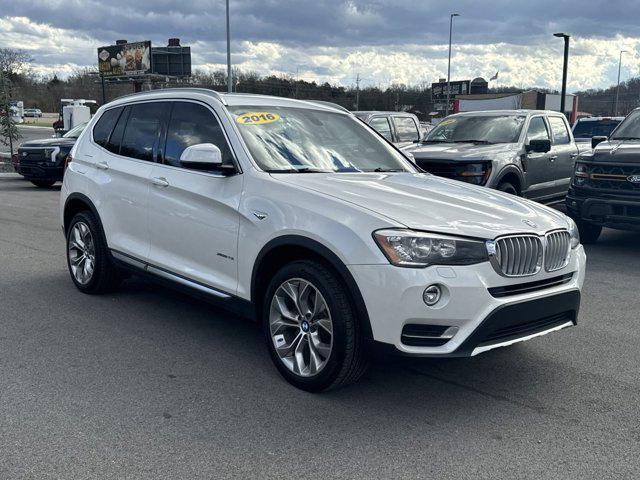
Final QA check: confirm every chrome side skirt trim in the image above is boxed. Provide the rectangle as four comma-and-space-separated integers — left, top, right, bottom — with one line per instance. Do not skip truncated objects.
471, 321, 574, 356
146, 266, 231, 299
110, 249, 232, 300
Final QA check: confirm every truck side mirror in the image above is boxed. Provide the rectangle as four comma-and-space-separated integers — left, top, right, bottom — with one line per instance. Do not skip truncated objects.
592, 136, 607, 149
526, 139, 551, 153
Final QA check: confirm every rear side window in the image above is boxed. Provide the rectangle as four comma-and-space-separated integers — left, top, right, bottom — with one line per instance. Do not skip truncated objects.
106, 106, 130, 155
120, 102, 170, 161
548, 116, 570, 145
527, 117, 550, 141
369, 117, 393, 142
164, 102, 234, 167
92, 107, 122, 147
393, 116, 420, 142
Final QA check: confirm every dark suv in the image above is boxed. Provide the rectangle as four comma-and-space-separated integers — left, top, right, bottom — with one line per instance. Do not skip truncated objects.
567, 108, 640, 242
15, 123, 86, 187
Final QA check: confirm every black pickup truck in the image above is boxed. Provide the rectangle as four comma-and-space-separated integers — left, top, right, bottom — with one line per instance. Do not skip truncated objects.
566, 108, 640, 243
15, 122, 86, 187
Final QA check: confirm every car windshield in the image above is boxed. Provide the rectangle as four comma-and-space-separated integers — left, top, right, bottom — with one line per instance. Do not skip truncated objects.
228, 106, 414, 173
610, 111, 640, 140
425, 115, 526, 144
63, 122, 88, 139
573, 119, 621, 138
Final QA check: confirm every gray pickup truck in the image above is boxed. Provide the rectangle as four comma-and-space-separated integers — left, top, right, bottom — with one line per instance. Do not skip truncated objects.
404, 110, 579, 204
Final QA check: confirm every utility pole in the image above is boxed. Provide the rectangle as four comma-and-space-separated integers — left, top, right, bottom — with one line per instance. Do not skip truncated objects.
355, 73, 360, 110
226, 0, 232, 93
445, 13, 460, 117
615, 50, 627, 116
553, 33, 570, 116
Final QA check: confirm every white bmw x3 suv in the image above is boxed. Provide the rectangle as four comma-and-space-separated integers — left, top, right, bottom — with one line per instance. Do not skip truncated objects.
61, 89, 586, 391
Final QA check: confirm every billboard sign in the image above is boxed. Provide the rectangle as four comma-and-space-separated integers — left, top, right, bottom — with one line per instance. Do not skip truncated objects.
431, 80, 471, 101
98, 41, 152, 77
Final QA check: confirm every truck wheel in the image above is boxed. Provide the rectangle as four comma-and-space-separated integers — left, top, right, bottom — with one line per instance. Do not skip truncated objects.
576, 219, 602, 244
497, 181, 518, 196
31, 180, 56, 188
263, 260, 369, 392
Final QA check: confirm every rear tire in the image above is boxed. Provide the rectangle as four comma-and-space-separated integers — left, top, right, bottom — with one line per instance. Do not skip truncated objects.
576, 219, 602, 244
497, 181, 518, 196
66, 211, 123, 294
31, 180, 56, 188
263, 260, 369, 392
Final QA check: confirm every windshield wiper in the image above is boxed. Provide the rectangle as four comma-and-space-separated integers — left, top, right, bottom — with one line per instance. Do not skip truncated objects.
611, 136, 640, 141
265, 167, 333, 173
421, 139, 452, 144
370, 168, 405, 172
452, 139, 494, 144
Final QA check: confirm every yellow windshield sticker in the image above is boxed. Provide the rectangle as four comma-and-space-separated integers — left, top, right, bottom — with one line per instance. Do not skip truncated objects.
236, 112, 280, 125
438, 118, 457, 126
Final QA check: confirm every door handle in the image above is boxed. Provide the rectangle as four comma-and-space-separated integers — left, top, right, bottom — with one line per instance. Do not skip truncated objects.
548, 156, 557, 162
570, 153, 578, 159
96, 161, 109, 170
151, 177, 170, 187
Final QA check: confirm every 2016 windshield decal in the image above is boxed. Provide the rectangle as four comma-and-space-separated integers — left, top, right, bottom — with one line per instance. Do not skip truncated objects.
236, 112, 280, 125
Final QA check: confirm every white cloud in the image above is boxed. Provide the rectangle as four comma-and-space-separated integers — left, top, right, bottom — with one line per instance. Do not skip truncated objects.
2, 15, 639, 91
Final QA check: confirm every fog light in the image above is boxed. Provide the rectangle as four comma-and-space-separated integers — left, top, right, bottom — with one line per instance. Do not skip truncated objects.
423, 285, 442, 306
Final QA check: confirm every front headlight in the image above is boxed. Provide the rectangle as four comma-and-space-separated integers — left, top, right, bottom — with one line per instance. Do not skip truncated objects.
373, 229, 489, 268
567, 217, 580, 249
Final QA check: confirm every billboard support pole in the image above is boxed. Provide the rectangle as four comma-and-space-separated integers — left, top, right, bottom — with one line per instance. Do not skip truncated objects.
226, 0, 232, 94
100, 75, 106, 105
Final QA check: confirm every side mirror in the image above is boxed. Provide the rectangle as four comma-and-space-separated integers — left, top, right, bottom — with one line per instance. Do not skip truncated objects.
526, 139, 551, 153
180, 143, 230, 172
592, 136, 607, 149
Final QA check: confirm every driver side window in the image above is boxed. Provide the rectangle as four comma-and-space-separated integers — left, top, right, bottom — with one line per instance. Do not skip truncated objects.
527, 117, 550, 142
164, 102, 233, 168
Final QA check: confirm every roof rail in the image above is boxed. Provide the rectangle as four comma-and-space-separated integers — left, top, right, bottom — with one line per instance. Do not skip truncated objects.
114, 87, 227, 105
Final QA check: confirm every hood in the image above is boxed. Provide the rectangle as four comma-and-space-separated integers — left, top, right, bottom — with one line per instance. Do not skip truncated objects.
590, 140, 640, 164
19, 137, 77, 149
272, 172, 568, 239
408, 142, 519, 162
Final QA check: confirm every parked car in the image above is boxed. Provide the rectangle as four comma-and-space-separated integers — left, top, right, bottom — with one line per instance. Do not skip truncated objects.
24, 108, 43, 118
405, 110, 579, 204
61, 89, 585, 391
15, 122, 87, 187
567, 108, 640, 243
354, 111, 421, 148
572, 116, 623, 154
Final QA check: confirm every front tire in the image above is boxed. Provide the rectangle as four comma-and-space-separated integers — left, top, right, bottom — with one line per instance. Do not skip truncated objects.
497, 181, 518, 196
263, 260, 368, 392
576, 219, 602, 244
31, 180, 56, 188
66, 211, 122, 294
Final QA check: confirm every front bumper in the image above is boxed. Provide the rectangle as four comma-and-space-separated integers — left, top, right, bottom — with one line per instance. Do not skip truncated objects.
16, 164, 64, 181
567, 188, 640, 231
349, 245, 586, 356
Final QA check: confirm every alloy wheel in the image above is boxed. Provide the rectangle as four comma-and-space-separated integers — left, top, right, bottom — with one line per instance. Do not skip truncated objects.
68, 221, 96, 285
269, 278, 334, 377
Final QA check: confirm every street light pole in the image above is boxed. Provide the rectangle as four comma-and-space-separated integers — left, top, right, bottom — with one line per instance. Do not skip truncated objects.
554, 33, 570, 116
445, 13, 460, 117
614, 50, 627, 116
226, 0, 232, 94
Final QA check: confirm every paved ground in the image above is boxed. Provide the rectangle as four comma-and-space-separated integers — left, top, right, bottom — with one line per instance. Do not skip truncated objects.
0, 175, 639, 479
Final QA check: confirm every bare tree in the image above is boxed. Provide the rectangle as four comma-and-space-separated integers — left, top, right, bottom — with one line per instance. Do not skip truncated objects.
0, 48, 32, 155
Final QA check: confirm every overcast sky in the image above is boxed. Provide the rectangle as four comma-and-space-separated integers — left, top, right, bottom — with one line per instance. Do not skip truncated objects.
1, 0, 639, 91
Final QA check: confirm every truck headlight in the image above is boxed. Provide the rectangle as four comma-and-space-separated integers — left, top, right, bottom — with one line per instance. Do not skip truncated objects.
567, 217, 580, 249
373, 229, 488, 268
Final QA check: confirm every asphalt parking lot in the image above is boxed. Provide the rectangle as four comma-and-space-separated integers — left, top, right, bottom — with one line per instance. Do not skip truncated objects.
1, 175, 639, 479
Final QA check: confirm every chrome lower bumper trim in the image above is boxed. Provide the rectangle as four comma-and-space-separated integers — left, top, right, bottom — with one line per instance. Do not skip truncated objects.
470, 321, 574, 356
